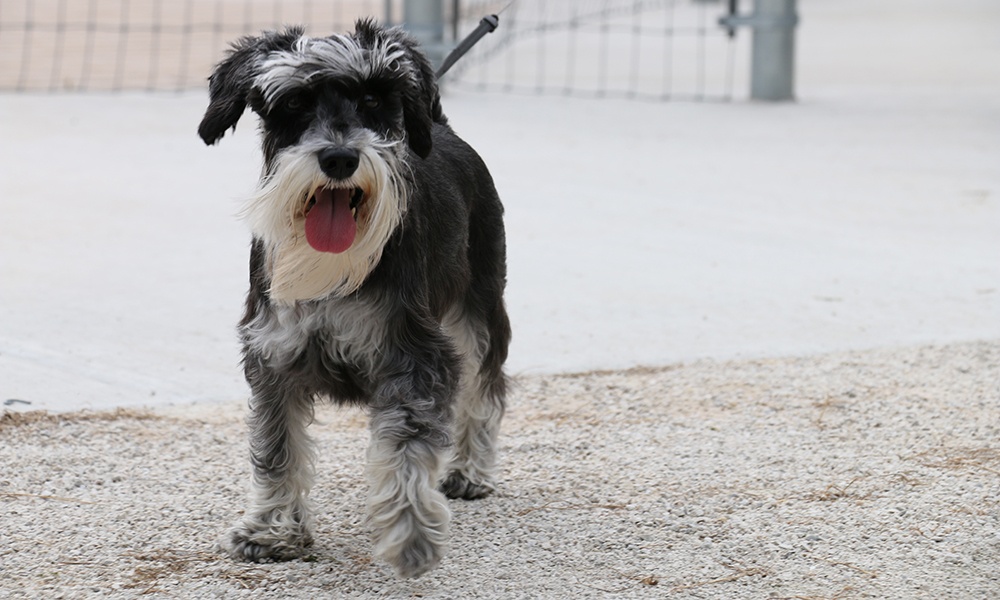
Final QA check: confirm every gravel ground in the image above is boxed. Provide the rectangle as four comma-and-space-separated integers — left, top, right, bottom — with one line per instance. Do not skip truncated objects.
2, 340, 998, 599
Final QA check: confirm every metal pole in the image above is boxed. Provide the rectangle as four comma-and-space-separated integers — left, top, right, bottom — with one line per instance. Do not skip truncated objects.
749, 0, 797, 101
402, 0, 446, 69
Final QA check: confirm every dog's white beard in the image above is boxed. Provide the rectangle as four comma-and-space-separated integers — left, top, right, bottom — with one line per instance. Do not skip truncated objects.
242, 137, 408, 304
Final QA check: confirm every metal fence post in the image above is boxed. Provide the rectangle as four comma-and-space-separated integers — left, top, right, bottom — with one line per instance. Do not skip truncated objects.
402, 0, 446, 69
749, 0, 798, 101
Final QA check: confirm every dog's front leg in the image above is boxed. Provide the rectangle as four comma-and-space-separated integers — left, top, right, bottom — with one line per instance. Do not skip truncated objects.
366, 375, 453, 578
221, 359, 316, 562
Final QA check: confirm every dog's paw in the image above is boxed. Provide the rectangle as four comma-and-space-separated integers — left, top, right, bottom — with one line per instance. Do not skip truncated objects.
218, 521, 313, 563
439, 470, 496, 500
378, 524, 445, 579
371, 494, 449, 578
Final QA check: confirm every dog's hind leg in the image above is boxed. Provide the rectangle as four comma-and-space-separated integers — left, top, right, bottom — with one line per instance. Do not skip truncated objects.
220, 357, 316, 562
366, 356, 455, 578
440, 308, 509, 500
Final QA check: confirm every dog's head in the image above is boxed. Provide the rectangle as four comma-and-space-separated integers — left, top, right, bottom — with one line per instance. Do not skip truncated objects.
200, 20, 442, 303
198, 20, 441, 158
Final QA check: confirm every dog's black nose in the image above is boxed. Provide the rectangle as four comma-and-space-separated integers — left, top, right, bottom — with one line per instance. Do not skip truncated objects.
318, 147, 360, 180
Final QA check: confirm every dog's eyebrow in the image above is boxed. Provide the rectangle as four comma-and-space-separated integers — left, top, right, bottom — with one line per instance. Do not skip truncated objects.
254, 35, 410, 106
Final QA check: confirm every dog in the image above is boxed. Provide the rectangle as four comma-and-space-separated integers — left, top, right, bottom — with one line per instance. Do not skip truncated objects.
197, 19, 511, 578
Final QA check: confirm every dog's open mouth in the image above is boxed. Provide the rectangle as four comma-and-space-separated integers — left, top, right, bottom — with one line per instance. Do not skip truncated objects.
303, 186, 365, 254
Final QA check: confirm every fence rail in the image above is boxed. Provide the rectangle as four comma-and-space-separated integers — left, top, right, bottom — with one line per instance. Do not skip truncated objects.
0, 0, 749, 101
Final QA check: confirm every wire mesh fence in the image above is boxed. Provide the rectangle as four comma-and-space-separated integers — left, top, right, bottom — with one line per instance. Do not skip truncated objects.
446, 0, 745, 101
0, 0, 745, 100
0, 0, 384, 92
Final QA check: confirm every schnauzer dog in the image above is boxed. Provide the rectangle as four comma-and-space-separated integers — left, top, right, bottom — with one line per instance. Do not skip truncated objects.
198, 20, 510, 578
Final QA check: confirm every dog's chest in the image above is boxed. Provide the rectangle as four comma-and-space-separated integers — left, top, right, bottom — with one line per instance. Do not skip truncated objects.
246, 297, 390, 379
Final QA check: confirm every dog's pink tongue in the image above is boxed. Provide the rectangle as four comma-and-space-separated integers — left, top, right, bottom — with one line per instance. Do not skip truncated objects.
305, 188, 356, 253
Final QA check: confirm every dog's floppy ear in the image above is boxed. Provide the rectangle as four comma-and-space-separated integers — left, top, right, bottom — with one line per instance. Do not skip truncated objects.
356, 20, 442, 159
400, 44, 441, 160
198, 28, 304, 146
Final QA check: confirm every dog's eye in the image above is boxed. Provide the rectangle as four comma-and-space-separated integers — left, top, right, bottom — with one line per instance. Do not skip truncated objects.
362, 94, 381, 110
281, 93, 312, 113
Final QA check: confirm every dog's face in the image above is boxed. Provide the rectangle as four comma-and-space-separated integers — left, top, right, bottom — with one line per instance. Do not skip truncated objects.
199, 20, 442, 303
